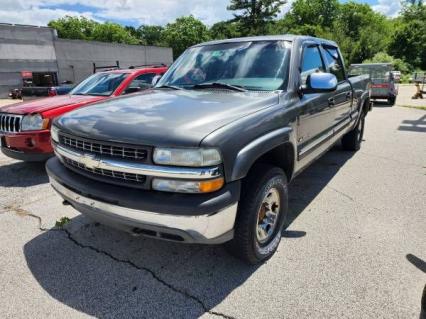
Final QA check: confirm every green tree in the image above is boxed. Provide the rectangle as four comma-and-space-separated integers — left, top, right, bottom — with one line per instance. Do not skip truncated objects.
209, 21, 241, 39
49, 16, 140, 45
125, 26, 142, 39
282, 0, 339, 29
332, 2, 391, 64
48, 16, 97, 40
278, 0, 393, 65
363, 52, 411, 74
162, 16, 210, 58
388, 4, 426, 69
227, 0, 287, 35
91, 22, 140, 45
138, 25, 165, 46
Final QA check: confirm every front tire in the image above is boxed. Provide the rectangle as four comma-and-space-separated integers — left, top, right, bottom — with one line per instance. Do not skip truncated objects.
225, 164, 288, 264
342, 113, 365, 151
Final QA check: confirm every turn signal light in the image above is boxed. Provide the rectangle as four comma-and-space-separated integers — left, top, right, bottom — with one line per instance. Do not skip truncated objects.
199, 178, 224, 193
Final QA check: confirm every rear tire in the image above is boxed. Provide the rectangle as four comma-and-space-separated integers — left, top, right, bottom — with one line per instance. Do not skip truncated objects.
225, 164, 288, 264
388, 96, 396, 106
342, 113, 365, 151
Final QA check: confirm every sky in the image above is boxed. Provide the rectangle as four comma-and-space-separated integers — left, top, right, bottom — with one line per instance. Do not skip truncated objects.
0, 0, 404, 28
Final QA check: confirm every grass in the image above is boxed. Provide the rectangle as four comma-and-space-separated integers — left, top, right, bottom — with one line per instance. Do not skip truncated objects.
55, 216, 71, 228
398, 105, 426, 111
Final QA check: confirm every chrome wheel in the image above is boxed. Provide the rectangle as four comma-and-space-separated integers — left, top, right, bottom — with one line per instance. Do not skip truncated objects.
256, 188, 281, 244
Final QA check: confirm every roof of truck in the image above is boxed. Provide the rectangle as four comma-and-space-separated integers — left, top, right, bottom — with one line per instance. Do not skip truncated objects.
193, 35, 338, 48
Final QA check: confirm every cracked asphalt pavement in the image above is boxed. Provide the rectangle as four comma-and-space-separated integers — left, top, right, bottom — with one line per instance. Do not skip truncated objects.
0, 105, 425, 319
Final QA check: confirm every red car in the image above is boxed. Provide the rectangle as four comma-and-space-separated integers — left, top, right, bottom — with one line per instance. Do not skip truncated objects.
0, 66, 167, 161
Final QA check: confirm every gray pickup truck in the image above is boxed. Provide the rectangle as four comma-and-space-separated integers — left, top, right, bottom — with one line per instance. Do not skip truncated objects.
46, 35, 370, 264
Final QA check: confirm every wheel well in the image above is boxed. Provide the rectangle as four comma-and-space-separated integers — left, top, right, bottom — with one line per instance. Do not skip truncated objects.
251, 143, 295, 182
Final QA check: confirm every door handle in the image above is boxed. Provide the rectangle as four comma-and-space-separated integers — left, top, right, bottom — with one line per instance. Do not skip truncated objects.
328, 97, 335, 106
346, 92, 352, 100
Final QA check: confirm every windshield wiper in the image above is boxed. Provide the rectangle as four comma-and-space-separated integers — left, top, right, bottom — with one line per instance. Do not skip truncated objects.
192, 82, 247, 92
155, 85, 182, 90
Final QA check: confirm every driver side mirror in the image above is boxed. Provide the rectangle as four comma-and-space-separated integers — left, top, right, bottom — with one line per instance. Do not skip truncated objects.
302, 72, 338, 94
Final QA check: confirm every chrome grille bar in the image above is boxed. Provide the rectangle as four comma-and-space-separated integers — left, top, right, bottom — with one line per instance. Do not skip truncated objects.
0, 113, 22, 133
54, 144, 221, 180
60, 134, 148, 161
63, 157, 146, 183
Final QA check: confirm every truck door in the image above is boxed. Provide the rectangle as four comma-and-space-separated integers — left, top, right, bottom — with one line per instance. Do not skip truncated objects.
297, 43, 335, 159
321, 45, 352, 134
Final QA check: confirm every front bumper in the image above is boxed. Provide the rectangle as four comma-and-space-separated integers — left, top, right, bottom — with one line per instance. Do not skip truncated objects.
46, 157, 240, 244
1, 147, 53, 161
0, 130, 53, 161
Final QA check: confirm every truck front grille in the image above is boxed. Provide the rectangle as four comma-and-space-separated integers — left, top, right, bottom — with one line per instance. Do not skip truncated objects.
63, 157, 146, 183
56, 132, 151, 188
0, 113, 22, 133
59, 134, 148, 161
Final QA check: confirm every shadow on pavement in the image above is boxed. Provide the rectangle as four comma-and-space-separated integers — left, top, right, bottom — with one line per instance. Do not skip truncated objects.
372, 101, 393, 108
0, 161, 48, 187
285, 144, 354, 228
406, 254, 426, 273
398, 114, 426, 133
23, 146, 355, 318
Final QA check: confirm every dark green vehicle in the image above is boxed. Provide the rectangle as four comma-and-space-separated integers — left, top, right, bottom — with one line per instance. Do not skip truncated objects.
47, 35, 371, 264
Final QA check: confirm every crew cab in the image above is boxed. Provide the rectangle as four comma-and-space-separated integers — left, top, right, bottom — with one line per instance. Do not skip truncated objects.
47, 36, 370, 264
0, 66, 167, 161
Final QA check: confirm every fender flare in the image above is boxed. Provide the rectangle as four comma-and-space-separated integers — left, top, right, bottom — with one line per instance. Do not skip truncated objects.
358, 91, 371, 115
352, 91, 371, 127
230, 127, 294, 181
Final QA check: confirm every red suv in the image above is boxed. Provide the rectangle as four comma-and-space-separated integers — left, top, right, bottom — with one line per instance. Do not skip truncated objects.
0, 66, 167, 161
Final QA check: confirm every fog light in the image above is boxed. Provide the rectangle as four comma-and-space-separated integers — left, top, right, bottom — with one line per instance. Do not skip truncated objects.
152, 177, 224, 193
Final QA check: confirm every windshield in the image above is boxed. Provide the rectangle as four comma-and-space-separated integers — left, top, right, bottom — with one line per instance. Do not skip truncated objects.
70, 73, 128, 96
157, 40, 292, 91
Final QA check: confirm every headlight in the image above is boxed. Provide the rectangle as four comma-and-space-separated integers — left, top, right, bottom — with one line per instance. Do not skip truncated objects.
152, 177, 224, 193
51, 125, 59, 143
153, 148, 221, 167
21, 114, 49, 131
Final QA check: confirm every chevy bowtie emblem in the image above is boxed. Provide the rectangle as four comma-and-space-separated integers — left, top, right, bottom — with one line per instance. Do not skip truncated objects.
81, 154, 100, 169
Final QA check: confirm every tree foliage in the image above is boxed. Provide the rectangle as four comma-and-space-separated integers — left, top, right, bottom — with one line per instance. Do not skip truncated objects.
48, 16, 139, 45
227, 0, 286, 35
283, 0, 339, 29
363, 52, 411, 74
48, 16, 97, 40
48, 1, 426, 73
277, 0, 393, 65
388, 4, 426, 69
137, 25, 165, 46
162, 16, 210, 58
210, 21, 242, 40
92, 22, 140, 45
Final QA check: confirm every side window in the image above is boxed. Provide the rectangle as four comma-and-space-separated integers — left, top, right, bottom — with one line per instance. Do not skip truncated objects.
124, 73, 157, 94
301, 45, 325, 86
323, 46, 346, 82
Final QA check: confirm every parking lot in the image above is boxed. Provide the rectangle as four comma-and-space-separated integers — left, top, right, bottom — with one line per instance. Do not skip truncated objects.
0, 92, 425, 318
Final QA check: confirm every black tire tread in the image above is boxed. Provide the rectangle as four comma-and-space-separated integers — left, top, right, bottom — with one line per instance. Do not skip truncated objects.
225, 163, 287, 264
342, 113, 365, 151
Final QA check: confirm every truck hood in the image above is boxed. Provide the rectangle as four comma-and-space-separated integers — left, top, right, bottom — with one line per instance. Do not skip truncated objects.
56, 89, 279, 147
0, 95, 105, 115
